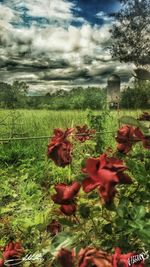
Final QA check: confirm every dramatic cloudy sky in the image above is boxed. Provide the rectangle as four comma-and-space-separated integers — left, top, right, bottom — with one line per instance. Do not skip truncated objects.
0, 0, 133, 94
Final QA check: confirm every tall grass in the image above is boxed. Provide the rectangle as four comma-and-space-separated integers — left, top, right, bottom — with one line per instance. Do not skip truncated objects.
0, 109, 145, 164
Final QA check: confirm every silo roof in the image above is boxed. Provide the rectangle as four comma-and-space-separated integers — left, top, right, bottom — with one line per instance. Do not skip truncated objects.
108, 74, 120, 82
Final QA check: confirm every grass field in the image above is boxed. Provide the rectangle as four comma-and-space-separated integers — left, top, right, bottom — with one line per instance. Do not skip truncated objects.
0, 108, 143, 163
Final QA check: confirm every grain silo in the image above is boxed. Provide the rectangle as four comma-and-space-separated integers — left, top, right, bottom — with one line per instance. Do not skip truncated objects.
107, 74, 120, 108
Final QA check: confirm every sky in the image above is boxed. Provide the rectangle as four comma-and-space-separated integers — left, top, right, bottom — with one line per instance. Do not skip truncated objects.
0, 0, 133, 94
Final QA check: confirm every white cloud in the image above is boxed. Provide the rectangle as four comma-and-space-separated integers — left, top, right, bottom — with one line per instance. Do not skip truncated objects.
96, 11, 114, 23
4, 0, 75, 22
0, 4, 19, 24
0, 1, 132, 93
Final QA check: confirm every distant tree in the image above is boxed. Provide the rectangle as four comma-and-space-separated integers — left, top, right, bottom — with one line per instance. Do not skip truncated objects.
83, 87, 106, 109
0, 81, 28, 108
110, 0, 150, 75
121, 80, 150, 108
0, 82, 11, 108
45, 92, 51, 97
11, 81, 29, 108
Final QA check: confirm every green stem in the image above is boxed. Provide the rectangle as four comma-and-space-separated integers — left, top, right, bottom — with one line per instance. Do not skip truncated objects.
73, 215, 96, 246
89, 215, 100, 237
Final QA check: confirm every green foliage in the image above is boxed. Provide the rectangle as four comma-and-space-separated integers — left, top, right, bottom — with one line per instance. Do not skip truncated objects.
88, 108, 111, 153
0, 85, 106, 110
121, 81, 150, 109
0, 81, 28, 108
110, 0, 150, 66
46, 87, 106, 110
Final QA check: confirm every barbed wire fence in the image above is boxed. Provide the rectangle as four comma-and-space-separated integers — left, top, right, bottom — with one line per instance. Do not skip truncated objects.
0, 109, 148, 144
0, 131, 117, 143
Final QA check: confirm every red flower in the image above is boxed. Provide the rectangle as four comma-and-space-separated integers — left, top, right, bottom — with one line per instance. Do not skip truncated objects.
47, 128, 74, 167
52, 182, 81, 216
0, 241, 24, 267
60, 204, 77, 216
3, 242, 24, 260
57, 248, 75, 267
78, 247, 113, 267
82, 154, 132, 203
75, 125, 96, 142
116, 125, 143, 153
0, 259, 4, 267
46, 219, 61, 236
138, 112, 150, 121
113, 248, 145, 267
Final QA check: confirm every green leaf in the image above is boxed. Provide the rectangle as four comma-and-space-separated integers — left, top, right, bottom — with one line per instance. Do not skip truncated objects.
118, 116, 149, 134
102, 223, 112, 235
104, 202, 116, 211
79, 204, 90, 219
59, 218, 75, 227
51, 232, 74, 256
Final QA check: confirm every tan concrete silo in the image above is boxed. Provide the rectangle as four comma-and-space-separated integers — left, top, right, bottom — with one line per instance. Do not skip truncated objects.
107, 74, 120, 107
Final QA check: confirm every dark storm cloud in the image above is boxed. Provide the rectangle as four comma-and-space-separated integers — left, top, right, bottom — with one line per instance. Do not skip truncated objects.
0, 57, 70, 72
0, 0, 132, 92
41, 68, 91, 81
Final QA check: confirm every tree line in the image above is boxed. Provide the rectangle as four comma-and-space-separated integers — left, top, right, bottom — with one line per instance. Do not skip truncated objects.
0, 80, 150, 110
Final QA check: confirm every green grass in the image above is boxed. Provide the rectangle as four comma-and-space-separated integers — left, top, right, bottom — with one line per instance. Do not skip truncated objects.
0, 108, 144, 137
0, 109, 145, 164
0, 109, 88, 136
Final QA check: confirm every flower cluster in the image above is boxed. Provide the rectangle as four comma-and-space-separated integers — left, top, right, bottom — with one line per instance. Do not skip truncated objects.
47, 128, 74, 167
0, 241, 24, 267
82, 153, 132, 203
75, 125, 96, 142
47, 123, 149, 267
47, 125, 95, 167
52, 182, 81, 216
57, 247, 145, 267
46, 219, 61, 236
113, 248, 145, 267
116, 125, 150, 153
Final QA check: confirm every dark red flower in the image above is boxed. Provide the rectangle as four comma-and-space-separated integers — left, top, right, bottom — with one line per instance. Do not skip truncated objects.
57, 248, 75, 267
47, 128, 74, 167
60, 204, 77, 216
75, 125, 96, 142
52, 182, 81, 216
0, 259, 4, 267
138, 112, 150, 121
82, 154, 132, 203
116, 125, 143, 153
0, 241, 24, 267
113, 248, 145, 267
78, 247, 113, 267
46, 219, 61, 236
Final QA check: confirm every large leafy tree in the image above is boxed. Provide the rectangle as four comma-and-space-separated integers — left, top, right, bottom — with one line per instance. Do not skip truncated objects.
110, 0, 150, 76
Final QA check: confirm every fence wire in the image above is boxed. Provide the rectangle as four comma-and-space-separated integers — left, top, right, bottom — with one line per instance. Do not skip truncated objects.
0, 131, 117, 142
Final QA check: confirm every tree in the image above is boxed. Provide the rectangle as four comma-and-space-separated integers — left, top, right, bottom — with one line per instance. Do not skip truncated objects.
0, 82, 11, 108
110, 0, 150, 74
0, 81, 28, 108
120, 80, 150, 108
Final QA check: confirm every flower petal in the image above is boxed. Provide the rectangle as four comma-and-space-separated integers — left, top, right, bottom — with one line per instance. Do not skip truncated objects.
60, 204, 76, 216
85, 158, 100, 176
82, 177, 100, 193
